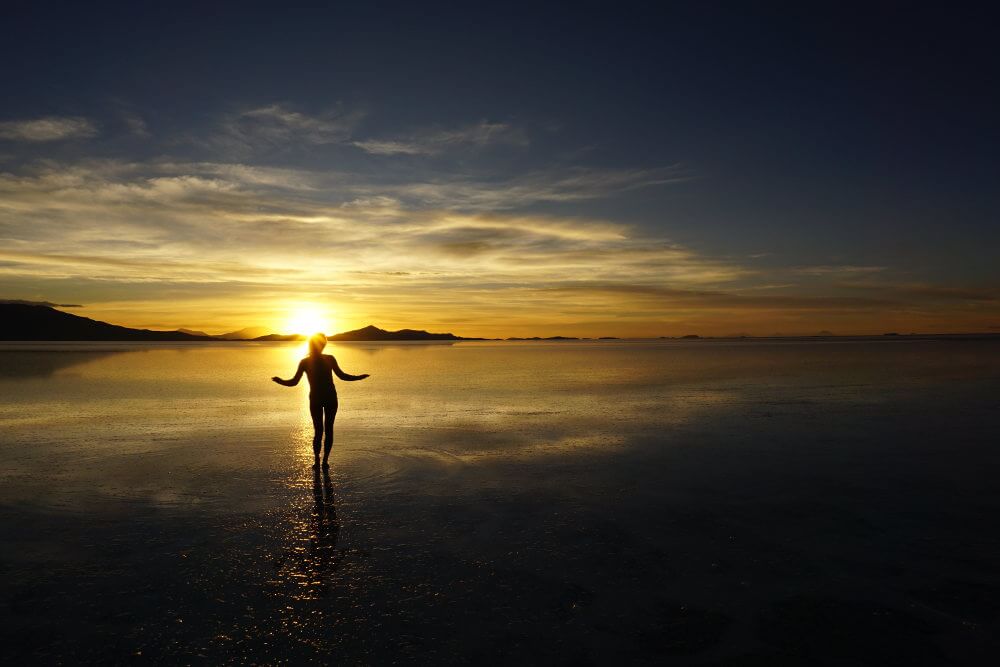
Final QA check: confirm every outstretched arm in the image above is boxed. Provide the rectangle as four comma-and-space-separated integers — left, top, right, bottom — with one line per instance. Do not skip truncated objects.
272, 360, 305, 386
331, 356, 370, 381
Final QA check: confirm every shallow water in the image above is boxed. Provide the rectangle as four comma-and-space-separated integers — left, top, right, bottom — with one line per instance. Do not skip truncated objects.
1, 339, 999, 664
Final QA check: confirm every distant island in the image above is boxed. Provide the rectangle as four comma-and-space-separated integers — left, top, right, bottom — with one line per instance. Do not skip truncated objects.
505, 336, 579, 341
0, 303, 481, 342
331, 325, 475, 341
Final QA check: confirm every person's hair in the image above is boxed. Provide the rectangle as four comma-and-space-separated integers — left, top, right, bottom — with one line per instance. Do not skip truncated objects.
308, 332, 327, 355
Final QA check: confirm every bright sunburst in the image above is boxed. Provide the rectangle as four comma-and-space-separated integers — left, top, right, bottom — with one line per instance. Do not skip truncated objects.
285, 306, 333, 336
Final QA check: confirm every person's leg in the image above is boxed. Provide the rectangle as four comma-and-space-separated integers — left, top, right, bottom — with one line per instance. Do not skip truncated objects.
309, 400, 323, 467
322, 400, 338, 466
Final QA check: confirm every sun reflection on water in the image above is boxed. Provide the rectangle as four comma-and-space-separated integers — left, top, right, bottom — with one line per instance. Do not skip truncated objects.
280, 468, 341, 600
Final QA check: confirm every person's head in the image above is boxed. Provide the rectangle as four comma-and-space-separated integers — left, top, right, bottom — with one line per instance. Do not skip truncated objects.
308, 332, 327, 356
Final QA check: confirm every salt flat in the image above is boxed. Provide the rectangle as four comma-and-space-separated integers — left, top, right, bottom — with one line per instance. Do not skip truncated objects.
1, 339, 998, 663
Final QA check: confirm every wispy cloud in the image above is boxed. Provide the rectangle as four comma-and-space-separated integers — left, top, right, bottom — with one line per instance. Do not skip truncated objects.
354, 121, 527, 155
0, 299, 82, 307
207, 104, 363, 156
537, 282, 900, 310
791, 265, 886, 276
122, 112, 150, 138
0, 116, 98, 142
372, 166, 688, 210
839, 283, 1000, 303
211, 106, 527, 158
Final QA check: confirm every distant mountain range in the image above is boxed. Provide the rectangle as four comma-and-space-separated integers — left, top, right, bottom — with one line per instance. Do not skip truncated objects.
331, 325, 469, 341
179, 326, 272, 339
1, 304, 212, 341
6, 302, 996, 342
0, 304, 478, 341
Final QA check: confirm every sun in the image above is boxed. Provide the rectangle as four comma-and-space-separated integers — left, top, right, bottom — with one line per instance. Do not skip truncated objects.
286, 306, 333, 336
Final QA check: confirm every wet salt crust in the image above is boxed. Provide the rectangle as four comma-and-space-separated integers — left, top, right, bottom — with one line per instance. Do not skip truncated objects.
1, 339, 998, 663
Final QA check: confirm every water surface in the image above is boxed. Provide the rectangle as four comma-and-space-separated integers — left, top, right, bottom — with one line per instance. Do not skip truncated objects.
2, 340, 999, 663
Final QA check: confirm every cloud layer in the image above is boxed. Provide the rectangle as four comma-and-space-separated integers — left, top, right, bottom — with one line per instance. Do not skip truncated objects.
1, 106, 997, 335
354, 121, 527, 155
0, 116, 98, 142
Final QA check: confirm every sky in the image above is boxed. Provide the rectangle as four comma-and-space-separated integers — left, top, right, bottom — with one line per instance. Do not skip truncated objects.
1, 2, 998, 336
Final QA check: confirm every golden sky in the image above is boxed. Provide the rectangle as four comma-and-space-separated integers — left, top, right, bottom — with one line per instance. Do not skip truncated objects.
1, 108, 998, 337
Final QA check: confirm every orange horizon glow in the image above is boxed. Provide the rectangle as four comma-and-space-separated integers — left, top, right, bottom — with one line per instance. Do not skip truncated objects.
49, 301, 1000, 339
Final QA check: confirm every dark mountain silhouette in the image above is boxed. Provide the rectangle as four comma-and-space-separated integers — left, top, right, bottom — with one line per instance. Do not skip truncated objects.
178, 326, 271, 339
327, 325, 477, 341
0, 304, 214, 341
0, 304, 479, 341
249, 326, 475, 341
252, 333, 305, 341
506, 335, 579, 341
219, 326, 271, 340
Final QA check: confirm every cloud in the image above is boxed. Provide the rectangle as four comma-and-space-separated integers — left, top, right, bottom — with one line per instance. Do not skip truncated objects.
208, 104, 363, 156
373, 166, 688, 210
792, 265, 886, 276
0, 159, 733, 294
536, 282, 899, 311
833, 283, 1000, 303
202, 105, 530, 162
208, 109, 529, 158
2, 155, 996, 335
122, 112, 150, 138
354, 121, 527, 155
0, 299, 82, 307
0, 116, 98, 142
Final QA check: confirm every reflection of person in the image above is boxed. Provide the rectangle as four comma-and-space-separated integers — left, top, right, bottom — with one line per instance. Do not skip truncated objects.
272, 333, 370, 468
310, 467, 340, 582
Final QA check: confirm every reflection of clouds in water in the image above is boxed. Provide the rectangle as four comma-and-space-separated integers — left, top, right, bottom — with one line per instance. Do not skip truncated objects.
320, 387, 743, 487
352, 433, 630, 463
5, 340, 994, 516
340, 387, 745, 462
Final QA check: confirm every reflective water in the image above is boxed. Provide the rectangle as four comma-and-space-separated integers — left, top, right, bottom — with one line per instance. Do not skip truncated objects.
1, 340, 999, 663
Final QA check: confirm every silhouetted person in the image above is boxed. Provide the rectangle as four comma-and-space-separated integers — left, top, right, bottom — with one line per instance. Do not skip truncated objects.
272, 333, 369, 468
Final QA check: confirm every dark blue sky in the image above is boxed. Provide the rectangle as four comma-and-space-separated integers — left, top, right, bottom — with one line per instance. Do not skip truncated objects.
1, 2, 998, 334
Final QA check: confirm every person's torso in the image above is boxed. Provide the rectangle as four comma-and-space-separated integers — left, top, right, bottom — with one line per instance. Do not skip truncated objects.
303, 356, 336, 397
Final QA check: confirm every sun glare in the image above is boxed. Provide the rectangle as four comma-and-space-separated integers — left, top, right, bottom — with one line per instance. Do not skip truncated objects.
286, 306, 332, 336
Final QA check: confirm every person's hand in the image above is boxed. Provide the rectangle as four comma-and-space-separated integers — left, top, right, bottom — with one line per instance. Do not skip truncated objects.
271, 376, 282, 383
358, 373, 370, 380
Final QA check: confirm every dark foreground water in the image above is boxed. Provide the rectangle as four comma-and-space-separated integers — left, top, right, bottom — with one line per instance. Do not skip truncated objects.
1, 339, 998, 664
